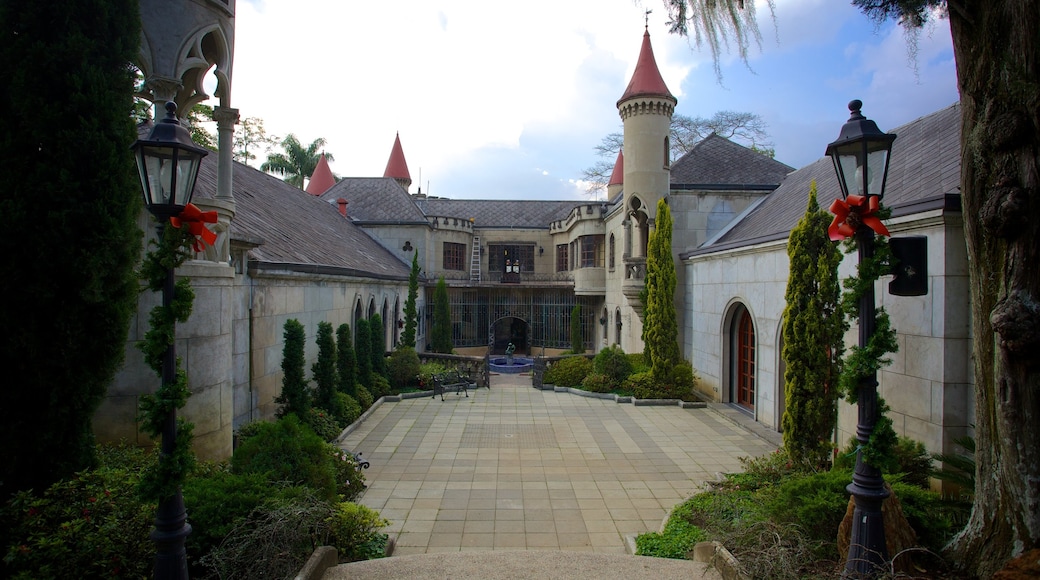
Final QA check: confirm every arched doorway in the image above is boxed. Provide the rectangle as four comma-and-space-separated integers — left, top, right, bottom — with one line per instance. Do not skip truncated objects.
728, 304, 756, 412
488, 316, 530, 356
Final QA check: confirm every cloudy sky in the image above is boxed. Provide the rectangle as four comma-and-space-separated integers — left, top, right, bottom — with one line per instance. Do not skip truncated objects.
227, 0, 957, 200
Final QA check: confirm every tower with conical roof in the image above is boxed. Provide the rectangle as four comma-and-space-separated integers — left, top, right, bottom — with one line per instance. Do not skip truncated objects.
617, 25, 675, 256
384, 132, 412, 192
305, 152, 336, 196
607, 150, 624, 201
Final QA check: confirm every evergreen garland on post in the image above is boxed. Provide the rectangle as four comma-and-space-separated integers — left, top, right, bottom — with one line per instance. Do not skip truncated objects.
644, 199, 681, 386
369, 313, 388, 379
431, 276, 453, 353
402, 251, 420, 348
336, 323, 358, 397
0, 0, 142, 497
570, 304, 584, 353
137, 225, 198, 501
781, 182, 847, 467
312, 321, 338, 414
355, 318, 373, 389
276, 319, 310, 418
839, 207, 899, 470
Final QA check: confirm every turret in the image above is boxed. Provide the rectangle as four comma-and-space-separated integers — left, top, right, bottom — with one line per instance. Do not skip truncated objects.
384, 132, 412, 192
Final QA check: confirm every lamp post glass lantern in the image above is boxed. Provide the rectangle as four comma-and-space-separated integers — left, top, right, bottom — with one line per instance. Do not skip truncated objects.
826, 100, 896, 577
131, 100, 207, 580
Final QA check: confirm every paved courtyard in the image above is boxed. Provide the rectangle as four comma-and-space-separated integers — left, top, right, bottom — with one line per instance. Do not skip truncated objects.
338, 373, 778, 556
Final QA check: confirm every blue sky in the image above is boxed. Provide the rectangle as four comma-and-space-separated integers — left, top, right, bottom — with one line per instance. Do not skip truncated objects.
229, 0, 957, 200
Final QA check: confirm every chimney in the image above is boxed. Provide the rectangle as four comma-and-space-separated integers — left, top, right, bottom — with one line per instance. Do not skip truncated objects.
337, 198, 348, 217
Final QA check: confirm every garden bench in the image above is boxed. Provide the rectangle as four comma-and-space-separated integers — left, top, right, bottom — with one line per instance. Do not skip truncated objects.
432, 370, 473, 401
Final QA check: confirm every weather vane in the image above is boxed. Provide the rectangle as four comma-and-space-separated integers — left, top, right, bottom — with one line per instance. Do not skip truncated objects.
645, 8, 652, 28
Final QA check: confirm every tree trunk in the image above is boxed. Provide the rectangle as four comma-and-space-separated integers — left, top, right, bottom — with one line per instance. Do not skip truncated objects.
946, 1, 1040, 577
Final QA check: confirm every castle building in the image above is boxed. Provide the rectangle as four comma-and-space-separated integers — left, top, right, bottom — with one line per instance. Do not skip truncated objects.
102, 20, 971, 466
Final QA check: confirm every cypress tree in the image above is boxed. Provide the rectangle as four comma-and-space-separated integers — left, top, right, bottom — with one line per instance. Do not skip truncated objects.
336, 323, 358, 397
276, 319, 310, 418
781, 182, 846, 467
355, 318, 373, 389
644, 199, 680, 385
431, 277, 453, 353
369, 313, 388, 379
570, 304, 584, 353
0, 0, 143, 497
312, 321, 338, 414
402, 251, 420, 348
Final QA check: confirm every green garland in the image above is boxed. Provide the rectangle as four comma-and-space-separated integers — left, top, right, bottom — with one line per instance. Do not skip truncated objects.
137, 223, 197, 502
837, 206, 899, 470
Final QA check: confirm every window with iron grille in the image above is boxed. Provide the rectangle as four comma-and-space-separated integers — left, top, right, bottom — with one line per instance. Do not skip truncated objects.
489, 244, 534, 273
579, 235, 604, 268
556, 244, 568, 272
608, 234, 615, 270
443, 242, 466, 271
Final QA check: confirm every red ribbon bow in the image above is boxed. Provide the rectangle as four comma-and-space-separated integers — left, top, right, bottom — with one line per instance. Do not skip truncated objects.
171, 203, 218, 252
827, 194, 889, 241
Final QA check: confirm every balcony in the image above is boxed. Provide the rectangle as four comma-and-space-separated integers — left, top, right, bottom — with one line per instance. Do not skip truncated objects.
572, 267, 605, 296
622, 257, 646, 315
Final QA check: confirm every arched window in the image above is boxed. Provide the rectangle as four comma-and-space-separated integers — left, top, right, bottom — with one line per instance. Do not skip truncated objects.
663, 136, 670, 169
614, 309, 623, 346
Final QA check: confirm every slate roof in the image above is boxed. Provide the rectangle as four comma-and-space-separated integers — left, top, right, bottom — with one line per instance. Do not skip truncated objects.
191, 155, 410, 279
318, 177, 428, 223
417, 198, 579, 229
669, 134, 793, 188
682, 102, 962, 258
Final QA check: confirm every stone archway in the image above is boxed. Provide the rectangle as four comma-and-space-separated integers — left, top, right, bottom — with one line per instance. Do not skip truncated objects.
487, 316, 531, 356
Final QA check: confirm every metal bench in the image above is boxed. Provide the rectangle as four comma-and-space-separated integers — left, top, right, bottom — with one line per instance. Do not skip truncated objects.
432, 370, 473, 401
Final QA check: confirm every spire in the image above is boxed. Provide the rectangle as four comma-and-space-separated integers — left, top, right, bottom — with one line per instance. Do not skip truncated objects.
305, 152, 336, 195
608, 150, 624, 186
617, 27, 675, 107
383, 132, 412, 191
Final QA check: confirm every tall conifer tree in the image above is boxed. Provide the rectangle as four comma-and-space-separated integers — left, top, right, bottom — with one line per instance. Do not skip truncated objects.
644, 199, 680, 385
276, 319, 310, 418
0, 0, 143, 497
312, 321, 338, 415
336, 323, 358, 397
781, 182, 846, 467
369, 314, 388, 379
402, 251, 420, 348
355, 318, 373, 389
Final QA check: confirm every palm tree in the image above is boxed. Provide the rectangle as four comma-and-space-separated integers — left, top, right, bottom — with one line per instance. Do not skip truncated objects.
261, 134, 334, 189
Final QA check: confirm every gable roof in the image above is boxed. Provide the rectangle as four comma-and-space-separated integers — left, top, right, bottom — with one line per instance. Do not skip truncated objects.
682, 102, 962, 258
670, 134, 793, 188
191, 155, 410, 279
618, 28, 675, 106
318, 177, 428, 223
417, 198, 578, 229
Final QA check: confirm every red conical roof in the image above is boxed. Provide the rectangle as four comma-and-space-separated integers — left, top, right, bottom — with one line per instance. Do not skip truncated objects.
608, 150, 624, 186
305, 153, 336, 195
617, 28, 675, 106
383, 132, 411, 181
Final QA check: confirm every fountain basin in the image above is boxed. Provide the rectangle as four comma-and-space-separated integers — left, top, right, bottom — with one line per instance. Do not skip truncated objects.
489, 356, 533, 374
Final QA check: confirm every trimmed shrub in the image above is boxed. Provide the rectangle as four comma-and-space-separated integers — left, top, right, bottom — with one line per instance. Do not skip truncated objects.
625, 371, 658, 399
387, 347, 421, 392
306, 407, 344, 442
230, 415, 339, 502
580, 372, 615, 393
418, 361, 449, 390
593, 345, 633, 386
367, 375, 392, 400
338, 392, 362, 426
626, 352, 649, 374
0, 445, 155, 579
327, 502, 390, 562
543, 356, 593, 388
667, 360, 697, 399
356, 386, 374, 411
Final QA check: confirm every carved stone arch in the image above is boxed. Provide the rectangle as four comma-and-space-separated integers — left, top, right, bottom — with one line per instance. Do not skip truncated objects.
721, 299, 757, 414
174, 24, 233, 114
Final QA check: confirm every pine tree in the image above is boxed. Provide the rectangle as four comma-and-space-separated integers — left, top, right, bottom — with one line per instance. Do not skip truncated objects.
336, 323, 358, 397
644, 199, 681, 386
369, 314, 388, 379
402, 251, 420, 348
0, 0, 143, 496
570, 304, 584, 353
355, 318, 373, 390
276, 319, 310, 418
781, 182, 846, 467
431, 277, 453, 353
312, 321, 338, 414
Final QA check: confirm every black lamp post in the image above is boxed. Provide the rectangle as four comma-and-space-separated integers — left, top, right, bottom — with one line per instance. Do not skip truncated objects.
131, 101, 208, 580
826, 100, 896, 577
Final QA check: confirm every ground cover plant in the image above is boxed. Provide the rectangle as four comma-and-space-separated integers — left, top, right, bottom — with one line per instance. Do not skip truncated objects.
637, 448, 971, 579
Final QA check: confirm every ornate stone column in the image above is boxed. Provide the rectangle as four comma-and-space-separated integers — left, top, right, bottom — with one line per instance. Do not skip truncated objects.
213, 106, 239, 200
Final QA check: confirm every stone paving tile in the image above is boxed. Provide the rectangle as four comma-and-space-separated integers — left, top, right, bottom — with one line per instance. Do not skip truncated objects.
340, 373, 777, 555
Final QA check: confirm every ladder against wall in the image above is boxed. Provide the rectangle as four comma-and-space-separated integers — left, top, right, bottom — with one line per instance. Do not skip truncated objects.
470, 236, 481, 282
